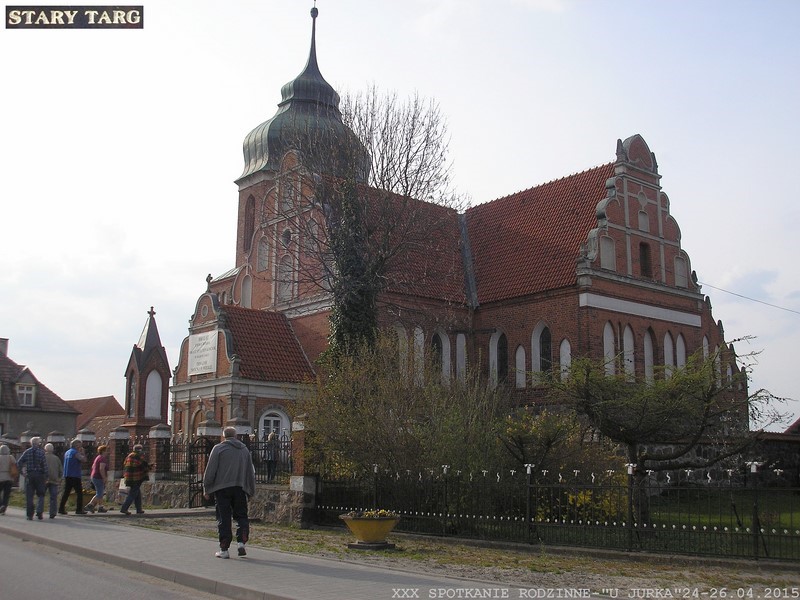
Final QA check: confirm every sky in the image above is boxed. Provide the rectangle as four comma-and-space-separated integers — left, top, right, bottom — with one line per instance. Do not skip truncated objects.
1, 0, 798, 431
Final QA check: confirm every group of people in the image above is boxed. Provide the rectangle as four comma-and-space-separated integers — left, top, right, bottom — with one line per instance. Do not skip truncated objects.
1, 427, 257, 560
0, 437, 151, 520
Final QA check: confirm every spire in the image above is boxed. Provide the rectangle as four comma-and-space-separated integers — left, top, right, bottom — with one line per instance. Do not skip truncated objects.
136, 306, 164, 360
277, 5, 340, 112
237, 4, 369, 183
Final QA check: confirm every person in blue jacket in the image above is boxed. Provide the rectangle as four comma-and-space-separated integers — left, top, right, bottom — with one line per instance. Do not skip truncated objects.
59, 438, 86, 515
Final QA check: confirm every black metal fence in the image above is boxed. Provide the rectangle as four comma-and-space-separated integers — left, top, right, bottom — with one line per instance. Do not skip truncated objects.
316, 466, 800, 561
11, 434, 292, 484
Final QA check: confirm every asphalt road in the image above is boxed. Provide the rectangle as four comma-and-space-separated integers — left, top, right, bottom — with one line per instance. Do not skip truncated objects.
0, 531, 220, 599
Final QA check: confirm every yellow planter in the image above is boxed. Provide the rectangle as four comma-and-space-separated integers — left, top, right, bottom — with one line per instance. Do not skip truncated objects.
339, 515, 400, 548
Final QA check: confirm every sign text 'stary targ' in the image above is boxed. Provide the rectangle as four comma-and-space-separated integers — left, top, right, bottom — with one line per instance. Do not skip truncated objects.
6, 6, 144, 29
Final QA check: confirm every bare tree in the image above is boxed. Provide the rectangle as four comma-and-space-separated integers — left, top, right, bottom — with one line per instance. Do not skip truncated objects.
267, 87, 466, 356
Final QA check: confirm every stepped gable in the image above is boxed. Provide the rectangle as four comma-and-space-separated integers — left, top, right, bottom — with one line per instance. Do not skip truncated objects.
465, 163, 614, 304
220, 305, 315, 382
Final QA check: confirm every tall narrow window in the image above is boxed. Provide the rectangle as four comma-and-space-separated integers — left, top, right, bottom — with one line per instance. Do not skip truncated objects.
644, 329, 655, 384
639, 242, 652, 278
603, 322, 616, 375
241, 275, 252, 308
277, 255, 293, 303
430, 333, 443, 375
456, 333, 467, 382
515, 346, 526, 389
623, 325, 635, 380
490, 330, 508, 387
497, 333, 508, 384
243, 196, 255, 253
559, 339, 571, 379
676, 334, 687, 369
127, 374, 136, 417
664, 332, 675, 379
600, 236, 616, 271
144, 371, 162, 419
539, 327, 552, 373
430, 331, 451, 383
257, 237, 269, 272
413, 326, 425, 385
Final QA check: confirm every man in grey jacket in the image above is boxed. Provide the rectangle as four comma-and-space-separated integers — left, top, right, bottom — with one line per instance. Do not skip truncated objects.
203, 427, 256, 559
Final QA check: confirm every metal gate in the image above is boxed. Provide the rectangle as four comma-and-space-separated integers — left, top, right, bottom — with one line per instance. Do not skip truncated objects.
188, 437, 215, 508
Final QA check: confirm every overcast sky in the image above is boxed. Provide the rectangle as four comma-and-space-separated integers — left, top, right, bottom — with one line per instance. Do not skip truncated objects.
1, 0, 798, 431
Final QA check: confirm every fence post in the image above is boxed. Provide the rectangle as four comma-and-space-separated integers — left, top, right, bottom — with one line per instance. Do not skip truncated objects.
148, 423, 172, 480
46, 431, 66, 458
749, 461, 761, 559
107, 427, 130, 483
288, 417, 317, 527
626, 463, 636, 552
525, 464, 533, 543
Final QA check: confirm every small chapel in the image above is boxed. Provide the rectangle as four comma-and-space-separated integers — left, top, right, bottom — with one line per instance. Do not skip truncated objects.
169, 7, 744, 441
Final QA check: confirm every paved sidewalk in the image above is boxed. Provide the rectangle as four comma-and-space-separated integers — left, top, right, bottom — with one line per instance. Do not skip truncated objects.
0, 507, 515, 600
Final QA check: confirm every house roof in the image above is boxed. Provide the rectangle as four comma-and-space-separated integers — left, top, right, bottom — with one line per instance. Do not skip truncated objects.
0, 353, 79, 414
84, 414, 127, 440
465, 163, 615, 305
219, 305, 316, 383
67, 396, 124, 430
784, 415, 800, 435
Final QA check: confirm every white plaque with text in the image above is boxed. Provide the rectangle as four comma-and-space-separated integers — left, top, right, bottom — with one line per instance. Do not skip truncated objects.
188, 331, 218, 375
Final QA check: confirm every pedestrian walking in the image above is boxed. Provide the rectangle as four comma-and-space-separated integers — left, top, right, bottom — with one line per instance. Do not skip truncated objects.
16, 437, 48, 520
120, 444, 148, 515
265, 431, 278, 482
59, 438, 86, 515
0, 444, 18, 514
84, 444, 109, 513
203, 426, 256, 559
44, 443, 62, 519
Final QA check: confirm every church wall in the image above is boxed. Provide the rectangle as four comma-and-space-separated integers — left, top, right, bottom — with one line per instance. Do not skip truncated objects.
289, 311, 331, 366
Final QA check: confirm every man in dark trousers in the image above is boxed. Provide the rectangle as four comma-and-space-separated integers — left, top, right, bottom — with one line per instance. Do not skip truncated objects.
17, 436, 48, 520
203, 427, 256, 559
58, 438, 86, 515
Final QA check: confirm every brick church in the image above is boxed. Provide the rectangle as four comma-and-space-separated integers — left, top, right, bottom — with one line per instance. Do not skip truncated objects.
169, 8, 743, 441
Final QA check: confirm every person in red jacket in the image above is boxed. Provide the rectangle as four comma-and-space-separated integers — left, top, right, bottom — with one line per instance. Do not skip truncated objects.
119, 444, 148, 515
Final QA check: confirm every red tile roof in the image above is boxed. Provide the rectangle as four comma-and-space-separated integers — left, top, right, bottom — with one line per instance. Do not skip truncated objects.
84, 415, 127, 440
220, 306, 316, 382
67, 396, 124, 430
465, 164, 614, 304
376, 193, 466, 303
0, 353, 79, 414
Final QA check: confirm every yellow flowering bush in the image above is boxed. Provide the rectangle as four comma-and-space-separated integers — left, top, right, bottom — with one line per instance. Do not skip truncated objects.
344, 509, 398, 519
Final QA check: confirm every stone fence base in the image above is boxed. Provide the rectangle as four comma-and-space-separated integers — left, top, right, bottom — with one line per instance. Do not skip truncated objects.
104, 479, 316, 527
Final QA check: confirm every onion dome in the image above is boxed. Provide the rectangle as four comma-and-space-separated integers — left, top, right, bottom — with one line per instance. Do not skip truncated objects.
237, 6, 368, 183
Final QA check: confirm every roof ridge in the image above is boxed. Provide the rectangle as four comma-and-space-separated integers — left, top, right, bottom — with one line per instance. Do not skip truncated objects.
469, 162, 614, 210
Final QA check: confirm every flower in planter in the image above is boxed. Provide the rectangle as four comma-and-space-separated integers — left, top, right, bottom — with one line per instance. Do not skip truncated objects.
343, 509, 398, 519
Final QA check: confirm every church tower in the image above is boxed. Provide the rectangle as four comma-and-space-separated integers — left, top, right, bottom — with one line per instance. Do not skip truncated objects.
123, 307, 171, 437
210, 6, 366, 328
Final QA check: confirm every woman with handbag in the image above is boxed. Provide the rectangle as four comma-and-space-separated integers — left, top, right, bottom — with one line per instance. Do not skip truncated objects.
0, 444, 18, 514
